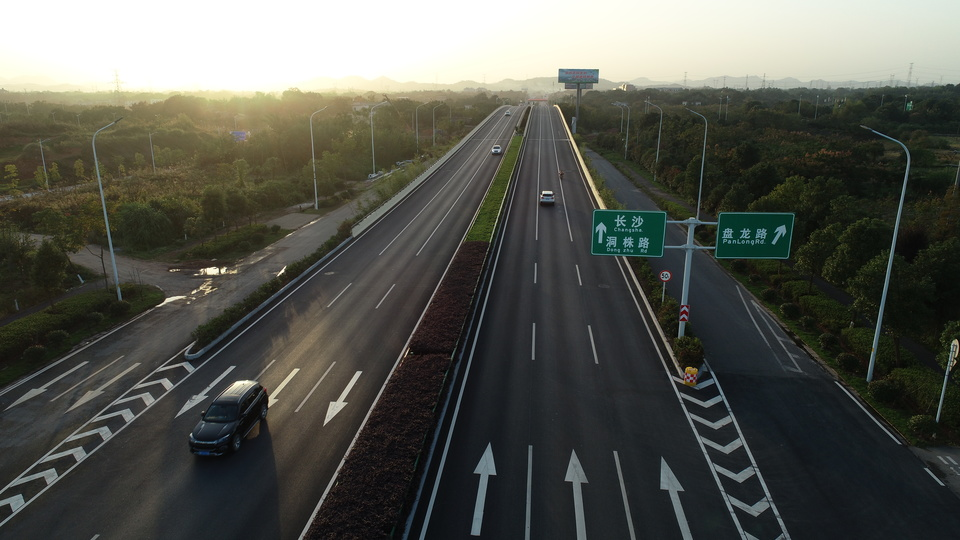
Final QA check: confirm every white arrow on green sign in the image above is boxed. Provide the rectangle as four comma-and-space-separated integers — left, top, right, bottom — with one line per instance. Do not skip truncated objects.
715, 212, 795, 259
591, 210, 667, 257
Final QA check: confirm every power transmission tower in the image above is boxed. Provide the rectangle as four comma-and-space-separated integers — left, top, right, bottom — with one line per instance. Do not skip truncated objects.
906, 62, 914, 88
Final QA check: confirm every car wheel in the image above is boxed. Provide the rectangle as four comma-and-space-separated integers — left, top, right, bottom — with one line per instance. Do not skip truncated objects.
231, 433, 242, 453
259, 402, 268, 421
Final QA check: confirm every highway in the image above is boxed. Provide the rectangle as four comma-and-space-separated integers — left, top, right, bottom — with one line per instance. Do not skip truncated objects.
0, 106, 518, 538
407, 106, 960, 539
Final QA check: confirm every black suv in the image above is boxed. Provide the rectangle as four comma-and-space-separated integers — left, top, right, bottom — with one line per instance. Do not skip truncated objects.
189, 380, 269, 456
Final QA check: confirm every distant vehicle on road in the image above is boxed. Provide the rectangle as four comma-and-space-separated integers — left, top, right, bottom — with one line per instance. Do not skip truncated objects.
505, 110, 511, 116
539, 190, 555, 205
491, 145, 502, 155
189, 380, 269, 456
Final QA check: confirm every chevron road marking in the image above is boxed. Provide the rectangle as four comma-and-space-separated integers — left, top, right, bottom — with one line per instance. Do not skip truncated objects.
729, 495, 771, 517
714, 464, 756, 483
690, 413, 732, 430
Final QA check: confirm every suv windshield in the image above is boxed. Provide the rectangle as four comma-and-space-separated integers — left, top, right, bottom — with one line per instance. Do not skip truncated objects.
204, 404, 238, 422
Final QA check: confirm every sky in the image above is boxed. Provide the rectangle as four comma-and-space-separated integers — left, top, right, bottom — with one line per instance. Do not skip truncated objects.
3, 0, 960, 92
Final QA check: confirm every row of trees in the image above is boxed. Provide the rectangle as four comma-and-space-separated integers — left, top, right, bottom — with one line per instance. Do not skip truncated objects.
560, 83, 960, 360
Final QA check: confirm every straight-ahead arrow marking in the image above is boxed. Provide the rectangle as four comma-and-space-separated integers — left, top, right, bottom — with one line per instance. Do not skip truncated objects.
269, 368, 301, 408
565, 450, 589, 540
325, 371, 361, 425
660, 458, 692, 540
471, 443, 496, 536
6, 362, 88, 410
714, 464, 756, 483
176, 366, 235, 418
67, 363, 141, 412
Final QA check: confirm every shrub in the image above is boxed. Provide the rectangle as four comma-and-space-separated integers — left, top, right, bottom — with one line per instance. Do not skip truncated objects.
84, 311, 105, 326
760, 288, 780, 303
780, 280, 810, 303
22, 344, 47, 363
748, 273, 764, 284
799, 315, 817, 332
818, 332, 839, 351
799, 295, 849, 333
908, 414, 938, 442
658, 297, 680, 334
108, 300, 132, 317
675, 336, 704, 369
44, 329, 70, 347
730, 259, 752, 274
841, 327, 915, 373
779, 302, 801, 319
868, 377, 903, 405
836, 352, 860, 373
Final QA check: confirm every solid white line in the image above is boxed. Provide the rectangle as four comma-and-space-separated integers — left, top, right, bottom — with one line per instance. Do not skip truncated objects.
375, 284, 396, 309
613, 451, 637, 540
925, 467, 946, 486
295, 362, 336, 413
51, 356, 125, 402
834, 381, 901, 444
526, 445, 533, 540
575, 264, 582, 287
531, 323, 536, 361
533, 263, 538, 284
327, 283, 352, 308
587, 325, 599, 365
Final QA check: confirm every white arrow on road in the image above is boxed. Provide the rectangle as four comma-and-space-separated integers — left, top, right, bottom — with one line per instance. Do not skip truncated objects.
471, 443, 497, 536
67, 363, 141, 412
565, 450, 589, 540
176, 366, 236, 418
269, 368, 301, 408
5, 361, 88, 410
660, 458, 692, 540
772, 224, 787, 245
324, 371, 361, 425
594, 221, 607, 244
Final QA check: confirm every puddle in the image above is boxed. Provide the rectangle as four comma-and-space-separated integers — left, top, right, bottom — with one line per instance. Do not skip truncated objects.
158, 295, 187, 307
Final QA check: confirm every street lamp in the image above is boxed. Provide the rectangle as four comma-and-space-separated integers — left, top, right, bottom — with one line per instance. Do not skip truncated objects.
369, 101, 389, 176
415, 102, 429, 154
309, 106, 328, 209
93, 118, 124, 301
611, 102, 630, 159
645, 101, 663, 183
39, 137, 52, 190
860, 125, 911, 382
613, 103, 625, 133
432, 102, 447, 146
148, 132, 157, 174
675, 108, 709, 338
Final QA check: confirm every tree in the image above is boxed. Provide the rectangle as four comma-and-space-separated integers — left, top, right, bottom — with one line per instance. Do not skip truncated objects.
34, 166, 47, 189
74, 159, 86, 182
795, 223, 843, 292
822, 218, 893, 286
33, 208, 87, 253
848, 251, 934, 368
31, 239, 70, 305
913, 238, 960, 321
201, 186, 228, 226
4, 164, 19, 189
49, 162, 61, 185
116, 202, 174, 250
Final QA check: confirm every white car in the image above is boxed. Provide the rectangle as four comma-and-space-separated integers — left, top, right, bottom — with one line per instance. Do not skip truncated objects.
505, 110, 512, 116
491, 145, 502, 155
539, 190, 555, 205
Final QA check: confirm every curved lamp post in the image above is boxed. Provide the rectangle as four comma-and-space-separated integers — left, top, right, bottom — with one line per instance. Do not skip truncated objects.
309, 106, 328, 209
148, 132, 157, 174
675, 108, 709, 337
39, 137, 52, 190
860, 125, 911, 382
686, 108, 708, 221
370, 101, 389, 175
645, 101, 663, 183
92, 118, 123, 301
432, 102, 447, 146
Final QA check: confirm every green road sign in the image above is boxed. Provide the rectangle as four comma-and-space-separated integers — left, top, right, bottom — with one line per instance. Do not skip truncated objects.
715, 212, 795, 259
591, 210, 666, 257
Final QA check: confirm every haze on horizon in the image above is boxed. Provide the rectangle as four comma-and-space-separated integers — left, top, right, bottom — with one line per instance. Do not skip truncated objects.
4, 0, 959, 92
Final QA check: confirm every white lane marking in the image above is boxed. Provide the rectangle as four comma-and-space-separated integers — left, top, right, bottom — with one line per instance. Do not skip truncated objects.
834, 381, 901, 444
471, 443, 496, 536
253, 358, 277, 382
67, 363, 141, 412
587, 325, 599, 365
52, 356, 125, 402
6, 362, 88, 410
531, 323, 536, 361
176, 365, 236, 418
326, 283, 352, 308
268, 368, 300, 408
613, 451, 638, 540
736, 287, 802, 373
575, 264, 582, 287
375, 284, 396, 309
525, 445, 533, 540
660, 458, 692, 539
295, 362, 336, 413
564, 450, 589, 540
324, 371, 362, 425
925, 468, 946, 487
533, 263, 538, 284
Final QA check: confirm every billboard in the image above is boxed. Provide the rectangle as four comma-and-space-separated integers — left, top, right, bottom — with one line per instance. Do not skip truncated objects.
565, 83, 593, 90
558, 69, 599, 84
